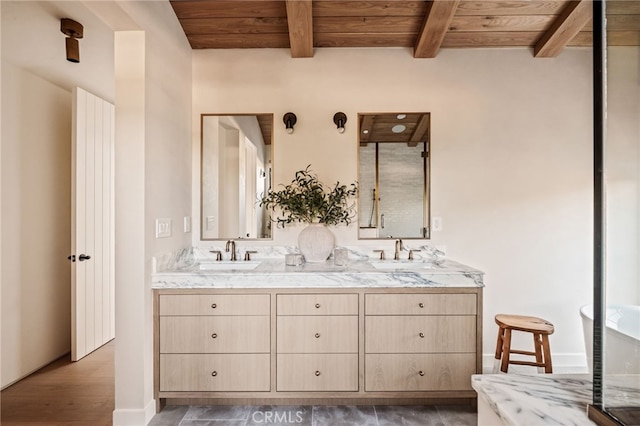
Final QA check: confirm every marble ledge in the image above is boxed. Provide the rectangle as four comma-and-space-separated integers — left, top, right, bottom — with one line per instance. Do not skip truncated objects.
472, 373, 640, 426
151, 246, 484, 289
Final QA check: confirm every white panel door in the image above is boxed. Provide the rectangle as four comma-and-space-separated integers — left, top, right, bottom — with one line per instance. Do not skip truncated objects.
71, 87, 115, 361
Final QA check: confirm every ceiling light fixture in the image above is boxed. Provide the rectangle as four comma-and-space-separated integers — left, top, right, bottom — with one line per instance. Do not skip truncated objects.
396, 114, 407, 119
60, 18, 83, 63
392, 124, 406, 133
283, 112, 297, 134
333, 112, 347, 133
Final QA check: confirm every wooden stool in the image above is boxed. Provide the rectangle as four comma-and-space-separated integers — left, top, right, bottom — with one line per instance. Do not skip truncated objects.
494, 314, 554, 373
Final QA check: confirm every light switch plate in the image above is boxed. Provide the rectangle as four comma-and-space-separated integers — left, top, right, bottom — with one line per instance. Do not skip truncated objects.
432, 216, 443, 232
184, 216, 191, 233
156, 218, 172, 238
206, 216, 215, 230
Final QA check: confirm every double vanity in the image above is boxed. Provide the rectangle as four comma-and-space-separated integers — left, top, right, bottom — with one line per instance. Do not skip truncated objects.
152, 248, 484, 410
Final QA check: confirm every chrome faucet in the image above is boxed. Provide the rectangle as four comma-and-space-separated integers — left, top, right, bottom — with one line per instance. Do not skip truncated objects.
225, 239, 237, 261
394, 239, 404, 260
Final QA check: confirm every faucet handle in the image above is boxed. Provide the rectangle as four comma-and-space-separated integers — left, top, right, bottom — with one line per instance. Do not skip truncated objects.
373, 249, 386, 260
244, 250, 258, 261
408, 249, 421, 261
209, 250, 223, 261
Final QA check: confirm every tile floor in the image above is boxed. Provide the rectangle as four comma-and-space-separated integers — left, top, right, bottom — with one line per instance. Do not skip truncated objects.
148, 404, 477, 426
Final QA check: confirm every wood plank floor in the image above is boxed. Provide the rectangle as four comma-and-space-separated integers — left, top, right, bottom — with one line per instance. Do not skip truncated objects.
1, 340, 114, 426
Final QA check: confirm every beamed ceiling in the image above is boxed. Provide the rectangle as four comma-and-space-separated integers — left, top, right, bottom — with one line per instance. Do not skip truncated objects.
170, 0, 640, 58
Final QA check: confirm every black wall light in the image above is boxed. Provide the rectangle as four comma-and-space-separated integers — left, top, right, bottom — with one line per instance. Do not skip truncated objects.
283, 112, 297, 134
333, 112, 347, 133
61, 18, 83, 63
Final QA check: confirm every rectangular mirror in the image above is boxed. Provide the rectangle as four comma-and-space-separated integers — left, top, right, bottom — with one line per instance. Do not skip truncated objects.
358, 113, 430, 239
201, 114, 273, 240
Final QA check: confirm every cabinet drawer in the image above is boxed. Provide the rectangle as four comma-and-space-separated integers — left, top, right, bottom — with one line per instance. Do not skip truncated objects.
365, 353, 475, 391
277, 316, 358, 353
160, 353, 270, 392
277, 354, 358, 391
277, 294, 358, 315
365, 293, 476, 315
159, 294, 270, 316
160, 316, 270, 353
365, 315, 476, 353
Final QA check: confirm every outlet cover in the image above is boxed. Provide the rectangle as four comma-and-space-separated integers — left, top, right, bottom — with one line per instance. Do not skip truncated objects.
156, 218, 172, 238
432, 216, 443, 232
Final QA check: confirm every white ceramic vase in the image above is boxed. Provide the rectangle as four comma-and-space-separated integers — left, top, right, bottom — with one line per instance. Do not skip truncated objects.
298, 223, 335, 263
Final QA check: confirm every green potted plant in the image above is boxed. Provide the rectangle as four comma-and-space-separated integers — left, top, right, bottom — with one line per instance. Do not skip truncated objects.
260, 165, 358, 262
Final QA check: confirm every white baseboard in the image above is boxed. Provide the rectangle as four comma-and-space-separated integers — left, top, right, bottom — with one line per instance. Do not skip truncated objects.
482, 353, 588, 374
112, 399, 156, 426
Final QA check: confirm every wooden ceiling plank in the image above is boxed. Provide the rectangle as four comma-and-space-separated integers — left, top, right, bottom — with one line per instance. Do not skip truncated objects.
170, 1, 286, 19
583, 15, 640, 32
455, 1, 567, 16
442, 31, 540, 47
189, 33, 290, 49
314, 16, 423, 33
313, 1, 428, 17
448, 14, 555, 32
414, 0, 461, 58
286, 0, 314, 57
534, 0, 592, 58
570, 30, 640, 46
607, 1, 640, 15
315, 32, 416, 48
180, 17, 289, 35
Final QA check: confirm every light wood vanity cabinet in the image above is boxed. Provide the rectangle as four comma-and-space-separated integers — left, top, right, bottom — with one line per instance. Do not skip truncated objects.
276, 294, 359, 391
364, 293, 477, 392
154, 287, 482, 406
157, 293, 271, 393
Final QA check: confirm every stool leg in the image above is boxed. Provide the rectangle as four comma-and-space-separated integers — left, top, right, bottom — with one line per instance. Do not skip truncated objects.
533, 333, 544, 373
493, 326, 505, 373
500, 328, 512, 373
541, 334, 553, 373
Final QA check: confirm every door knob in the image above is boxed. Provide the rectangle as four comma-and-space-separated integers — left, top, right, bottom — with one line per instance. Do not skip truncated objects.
78, 254, 91, 261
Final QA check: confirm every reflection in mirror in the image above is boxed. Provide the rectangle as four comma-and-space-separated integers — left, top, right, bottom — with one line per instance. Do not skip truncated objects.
201, 114, 273, 240
358, 113, 430, 239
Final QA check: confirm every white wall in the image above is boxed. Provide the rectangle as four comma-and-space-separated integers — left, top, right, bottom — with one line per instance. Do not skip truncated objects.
1, 0, 115, 388
1, 3, 193, 424
193, 47, 595, 368
109, 2, 192, 424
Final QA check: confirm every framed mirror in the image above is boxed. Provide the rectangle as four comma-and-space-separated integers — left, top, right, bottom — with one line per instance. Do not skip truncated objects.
358, 112, 430, 239
201, 114, 273, 240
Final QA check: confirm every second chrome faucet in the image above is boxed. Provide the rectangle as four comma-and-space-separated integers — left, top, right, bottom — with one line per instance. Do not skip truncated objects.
225, 239, 237, 261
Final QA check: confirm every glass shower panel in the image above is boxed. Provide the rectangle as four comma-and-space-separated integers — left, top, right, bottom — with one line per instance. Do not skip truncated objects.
601, 0, 640, 423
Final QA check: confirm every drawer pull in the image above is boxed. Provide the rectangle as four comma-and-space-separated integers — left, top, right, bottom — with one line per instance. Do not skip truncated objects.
419, 302, 424, 308
419, 332, 425, 338
315, 333, 321, 338
315, 370, 321, 376
211, 303, 217, 309
315, 303, 321, 309
211, 333, 218, 339
211, 371, 218, 377
419, 370, 425, 377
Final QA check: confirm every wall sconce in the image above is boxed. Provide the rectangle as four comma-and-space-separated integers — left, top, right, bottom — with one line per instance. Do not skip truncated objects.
60, 18, 83, 63
333, 112, 347, 133
283, 112, 297, 134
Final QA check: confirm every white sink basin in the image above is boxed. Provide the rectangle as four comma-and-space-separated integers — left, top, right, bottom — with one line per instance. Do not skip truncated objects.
370, 261, 433, 270
198, 261, 261, 271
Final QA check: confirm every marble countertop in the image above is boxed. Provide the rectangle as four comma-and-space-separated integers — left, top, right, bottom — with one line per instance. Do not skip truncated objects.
472, 373, 640, 426
151, 247, 484, 289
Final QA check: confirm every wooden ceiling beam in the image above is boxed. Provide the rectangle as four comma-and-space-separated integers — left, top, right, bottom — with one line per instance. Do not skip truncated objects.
414, 0, 460, 58
534, 0, 591, 58
409, 114, 430, 146
286, 0, 314, 58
